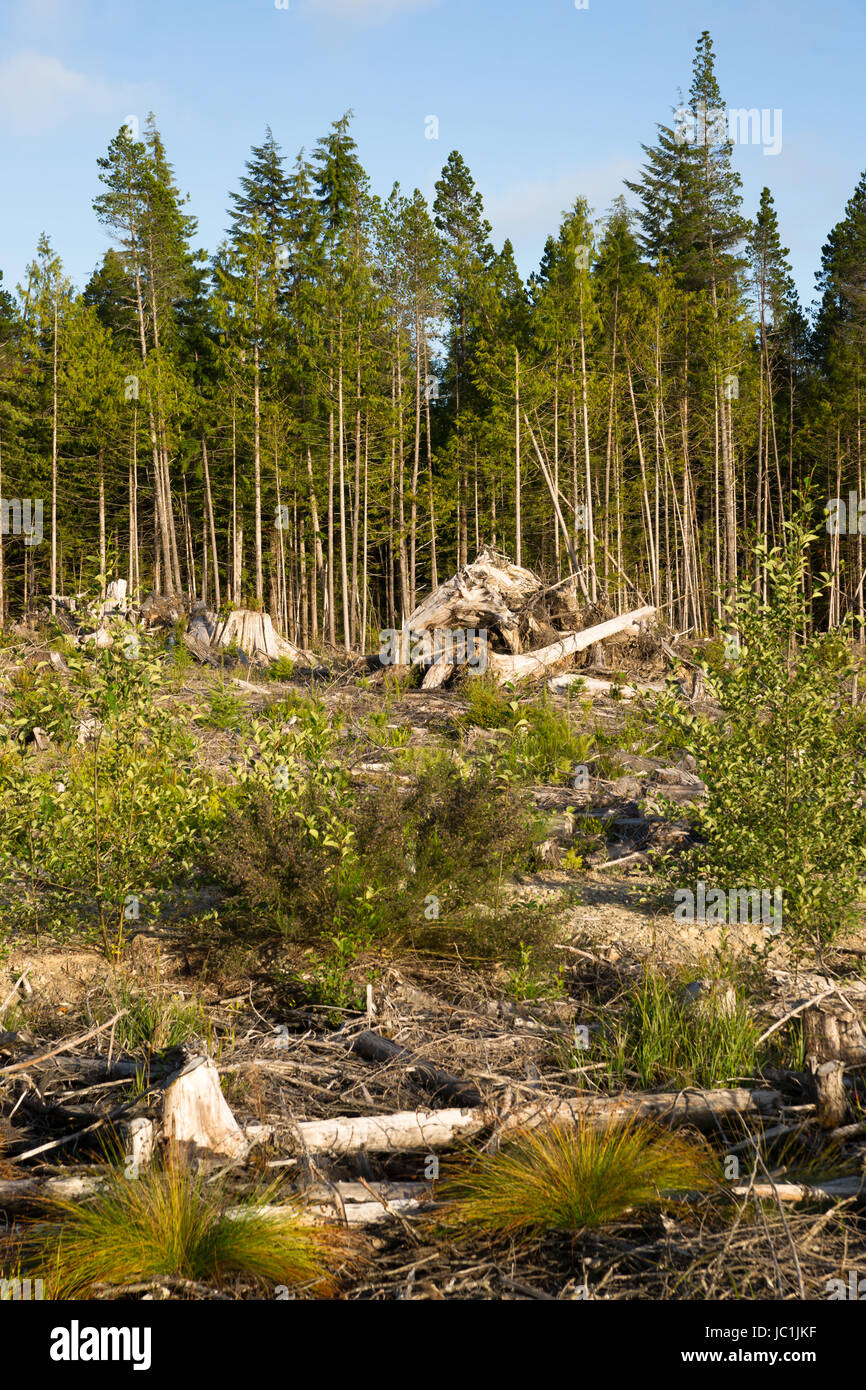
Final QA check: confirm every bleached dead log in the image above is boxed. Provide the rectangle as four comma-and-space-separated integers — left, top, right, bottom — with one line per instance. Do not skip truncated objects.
287, 1087, 778, 1156
0, 1175, 433, 1226
305, 1199, 425, 1225
731, 1177, 866, 1204
484, 606, 657, 684
161, 1056, 247, 1162
0, 1175, 101, 1209
274, 1180, 434, 1226
421, 658, 454, 689
212, 608, 307, 668
231, 677, 274, 697
548, 674, 662, 699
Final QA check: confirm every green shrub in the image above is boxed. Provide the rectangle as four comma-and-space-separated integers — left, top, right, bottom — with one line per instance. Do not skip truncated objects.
0, 647, 215, 955
655, 522, 866, 949
207, 756, 554, 967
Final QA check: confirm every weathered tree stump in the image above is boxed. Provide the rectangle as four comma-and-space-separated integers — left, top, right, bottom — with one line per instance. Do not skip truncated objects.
212, 608, 306, 667
803, 1003, 866, 1065
808, 1057, 850, 1129
161, 1056, 247, 1164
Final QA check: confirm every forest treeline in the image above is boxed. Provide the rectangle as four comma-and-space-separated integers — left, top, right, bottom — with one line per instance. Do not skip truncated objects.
0, 30, 864, 648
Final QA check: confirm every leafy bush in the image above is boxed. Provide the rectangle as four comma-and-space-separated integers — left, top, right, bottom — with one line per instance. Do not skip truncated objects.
0, 662, 82, 744
208, 753, 554, 966
0, 647, 215, 955
656, 524, 866, 949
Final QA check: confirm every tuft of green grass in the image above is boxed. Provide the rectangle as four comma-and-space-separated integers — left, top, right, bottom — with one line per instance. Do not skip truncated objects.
436, 1119, 715, 1237
591, 969, 761, 1090
104, 981, 209, 1056
27, 1155, 349, 1298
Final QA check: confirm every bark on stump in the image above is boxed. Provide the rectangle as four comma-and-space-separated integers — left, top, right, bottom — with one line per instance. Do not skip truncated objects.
808, 1058, 850, 1129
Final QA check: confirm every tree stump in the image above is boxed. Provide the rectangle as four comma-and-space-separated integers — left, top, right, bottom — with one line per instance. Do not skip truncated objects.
802, 1003, 862, 1128
808, 1057, 850, 1129
212, 608, 306, 667
161, 1056, 247, 1164
803, 1003, 866, 1065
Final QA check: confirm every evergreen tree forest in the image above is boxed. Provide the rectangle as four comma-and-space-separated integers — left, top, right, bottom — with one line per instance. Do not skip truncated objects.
1, 30, 864, 647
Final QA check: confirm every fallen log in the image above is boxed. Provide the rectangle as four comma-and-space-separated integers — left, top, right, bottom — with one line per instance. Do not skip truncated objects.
0, 1011, 129, 1078
0, 1174, 433, 1226
231, 676, 274, 698
548, 674, 663, 699
289, 1180, 433, 1226
732, 1177, 866, 1204
421, 657, 454, 690
287, 1087, 779, 1156
0, 1174, 100, 1208
483, 607, 656, 684
348, 1030, 483, 1108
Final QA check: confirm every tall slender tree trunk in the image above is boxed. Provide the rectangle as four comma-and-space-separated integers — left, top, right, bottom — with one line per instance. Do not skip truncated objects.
515, 348, 521, 566
578, 277, 597, 600
50, 285, 58, 613
202, 434, 221, 610
253, 265, 264, 606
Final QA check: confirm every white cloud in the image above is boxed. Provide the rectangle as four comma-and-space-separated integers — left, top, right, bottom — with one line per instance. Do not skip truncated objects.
300, 0, 436, 22
0, 50, 132, 133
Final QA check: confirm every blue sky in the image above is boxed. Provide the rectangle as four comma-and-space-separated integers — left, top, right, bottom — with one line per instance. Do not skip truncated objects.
1, 0, 864, 311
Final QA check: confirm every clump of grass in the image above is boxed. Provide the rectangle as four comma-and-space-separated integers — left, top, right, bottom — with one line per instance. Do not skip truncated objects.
436, 1119, 715, 1237
592, 969, 761, 1090
505, 941, 566, 1001
105, 981, 209, 1056
28, 1155, 349, 1298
